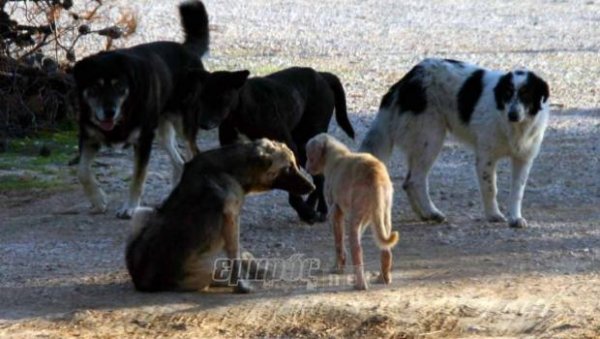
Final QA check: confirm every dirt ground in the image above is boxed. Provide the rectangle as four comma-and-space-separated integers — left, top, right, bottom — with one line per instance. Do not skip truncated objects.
1, 0, 600, 338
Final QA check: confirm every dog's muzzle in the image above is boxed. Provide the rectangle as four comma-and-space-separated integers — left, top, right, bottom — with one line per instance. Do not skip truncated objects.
508, 110, 520, 122
272, 166, 315, 195
507, 102, 524, 123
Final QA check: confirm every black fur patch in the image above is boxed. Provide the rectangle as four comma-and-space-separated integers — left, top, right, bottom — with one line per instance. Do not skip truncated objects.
522, 72, 550, 115
457, 69, 485, 124
381, 65, 427, 114
493, 72, 514, 110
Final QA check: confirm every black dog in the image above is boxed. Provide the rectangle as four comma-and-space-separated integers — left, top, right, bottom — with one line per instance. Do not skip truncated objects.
73, 0, 214, 219
188, 67, 355, 223
126, 139, 315, 293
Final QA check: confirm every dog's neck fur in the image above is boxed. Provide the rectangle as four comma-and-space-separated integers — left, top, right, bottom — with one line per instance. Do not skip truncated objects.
504, 105, 549, 156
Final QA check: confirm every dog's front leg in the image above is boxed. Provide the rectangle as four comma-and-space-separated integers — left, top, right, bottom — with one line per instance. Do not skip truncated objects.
158, 120, 185, 185
117, 134, 153, 219
222, 196, 250, 293
508, 157, 533, 228
476, 153, 505, 222
78, 141, 107, 214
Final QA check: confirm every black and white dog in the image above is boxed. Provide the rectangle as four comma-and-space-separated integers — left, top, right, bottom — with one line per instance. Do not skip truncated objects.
360, 58, 550, 228
73, 1, 213, 218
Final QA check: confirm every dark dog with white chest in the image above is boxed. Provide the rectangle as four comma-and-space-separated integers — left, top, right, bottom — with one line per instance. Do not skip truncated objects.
125, 139, 315, 293
188, 67, 356, 224
361, 58, 550, 228
73, 1, 216, 219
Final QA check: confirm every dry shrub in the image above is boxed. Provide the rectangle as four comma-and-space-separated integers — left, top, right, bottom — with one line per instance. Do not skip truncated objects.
0, 0, 138, 139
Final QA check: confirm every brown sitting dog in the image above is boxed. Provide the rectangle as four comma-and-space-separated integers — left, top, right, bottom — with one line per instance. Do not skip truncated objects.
306, 133, 399, 290
126, 139, 315, 293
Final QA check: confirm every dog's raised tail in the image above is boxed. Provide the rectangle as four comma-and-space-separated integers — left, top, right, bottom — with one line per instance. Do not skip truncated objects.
180, 0, 210, 57
359, 92, 396, 163
320, 72, 355, 139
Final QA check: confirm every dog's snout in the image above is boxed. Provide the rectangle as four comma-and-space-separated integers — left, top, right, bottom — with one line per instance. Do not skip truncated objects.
508, 111, 519, 122
272, 165, 315, 195
103, 107, 116, 119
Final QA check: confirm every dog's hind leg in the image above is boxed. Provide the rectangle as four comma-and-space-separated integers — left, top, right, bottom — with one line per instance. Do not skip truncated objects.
117, 132, 153, 219
476, 151, 506, 223
329, 204, 346, 274
78, 141, 107, 214
507, 156, 533, 228
377, 190, 394, 284
349, 214, 368, 290
402, 117, 446, 223
158, 120, 185, 185
130, 207, 155, 239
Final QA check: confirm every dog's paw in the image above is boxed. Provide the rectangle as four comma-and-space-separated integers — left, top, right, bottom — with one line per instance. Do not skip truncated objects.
88, 190, 108, 214
330, 265, 345, 275
354, 279, 369, 291
486, 212, 507, 223
315, 212, 327, 223
89, 203, 107, 214
509, 217, 528, 228
421, 211, 446, 223
298, 210, 320, 225
376, 272, 392, 285
116, 205, 137, 219
234, 280, 252, 294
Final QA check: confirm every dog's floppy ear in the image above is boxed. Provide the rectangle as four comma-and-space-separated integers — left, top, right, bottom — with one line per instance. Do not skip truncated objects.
252, 149, 273, 171
306, 139, 321, 163
526, 72, 550, 115
73, 57, 96, 86
494, 72, 514, 110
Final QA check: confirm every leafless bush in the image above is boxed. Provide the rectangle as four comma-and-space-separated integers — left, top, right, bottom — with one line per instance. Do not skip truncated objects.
0, 0, 137, 139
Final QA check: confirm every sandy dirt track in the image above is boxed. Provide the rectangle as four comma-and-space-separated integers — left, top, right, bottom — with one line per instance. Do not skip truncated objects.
1, 0, 600, 337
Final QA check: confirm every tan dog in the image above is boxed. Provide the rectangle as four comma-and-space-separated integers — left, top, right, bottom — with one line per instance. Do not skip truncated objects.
306, 133, 399, 290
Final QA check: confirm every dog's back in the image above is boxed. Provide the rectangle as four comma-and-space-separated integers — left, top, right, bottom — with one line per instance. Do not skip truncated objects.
125, 171, 238, 292
125, 144, 252, 291
264, 67, 355, 138
360, 58, 550, 161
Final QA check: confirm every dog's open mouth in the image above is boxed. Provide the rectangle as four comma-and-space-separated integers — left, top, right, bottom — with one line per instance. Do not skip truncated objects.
98, 119, 116, 131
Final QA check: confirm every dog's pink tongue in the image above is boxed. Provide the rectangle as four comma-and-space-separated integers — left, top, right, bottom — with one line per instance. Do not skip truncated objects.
99, 120, 115, 131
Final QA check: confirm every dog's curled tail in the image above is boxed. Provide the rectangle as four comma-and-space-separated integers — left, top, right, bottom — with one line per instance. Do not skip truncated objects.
374, 226, 399, 249
180, 0, 210, 57
373, 187, 399, 249
320, 72, 355, 139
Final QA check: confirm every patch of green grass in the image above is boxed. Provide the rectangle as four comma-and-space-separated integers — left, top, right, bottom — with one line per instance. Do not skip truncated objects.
0, 129, 78, 191
0, 174, 69, 191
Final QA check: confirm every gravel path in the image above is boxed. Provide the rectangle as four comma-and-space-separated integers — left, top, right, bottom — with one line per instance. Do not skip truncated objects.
1, 0, 600, 337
